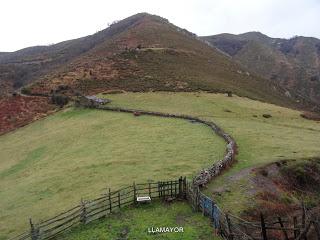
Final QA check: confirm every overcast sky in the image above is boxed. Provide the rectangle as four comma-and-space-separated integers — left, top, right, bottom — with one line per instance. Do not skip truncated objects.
1, 0, 320, 52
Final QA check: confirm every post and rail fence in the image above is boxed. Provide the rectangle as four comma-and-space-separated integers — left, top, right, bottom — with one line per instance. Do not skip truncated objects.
9, 98, 320, 240
10, 177, 187, 240
187, 184, 320, 240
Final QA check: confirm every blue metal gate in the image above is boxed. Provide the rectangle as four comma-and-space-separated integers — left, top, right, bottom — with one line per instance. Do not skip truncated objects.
200, 193, 221, 230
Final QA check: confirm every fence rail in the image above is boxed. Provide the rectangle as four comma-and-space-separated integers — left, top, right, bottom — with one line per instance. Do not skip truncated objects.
10, 177, 187, 240
186, 184, 320, 240
10, 178, 320, 240
9, 100, 319, 240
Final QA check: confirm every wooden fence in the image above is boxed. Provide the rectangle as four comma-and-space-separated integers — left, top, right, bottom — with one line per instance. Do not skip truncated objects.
9, 177, 187, 240
186, 183, 320, 240
9, 176, 320, 240
9, 100, 319, 240
81, 97, 320, 239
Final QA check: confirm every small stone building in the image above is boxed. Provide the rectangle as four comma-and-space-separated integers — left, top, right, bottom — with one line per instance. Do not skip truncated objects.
76, 96, 111, 108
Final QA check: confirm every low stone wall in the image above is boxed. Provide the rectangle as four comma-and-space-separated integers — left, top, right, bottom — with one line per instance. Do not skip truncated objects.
9, 97, 238, 240
77, 96, 237, 188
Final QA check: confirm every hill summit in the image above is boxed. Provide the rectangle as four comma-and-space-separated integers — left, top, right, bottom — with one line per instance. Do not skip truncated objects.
1, 13, 295, 107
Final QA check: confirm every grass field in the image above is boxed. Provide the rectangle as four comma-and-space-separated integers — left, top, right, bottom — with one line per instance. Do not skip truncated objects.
59, 201, 220, 240
0, 107, 225, 239
100, 92, 320, 214
1, 92, 319, 239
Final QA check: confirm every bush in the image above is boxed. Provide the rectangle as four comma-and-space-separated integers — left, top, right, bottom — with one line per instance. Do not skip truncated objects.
57, 85, 70, 92
21, 87, 31, 95
51, 94, 69, 107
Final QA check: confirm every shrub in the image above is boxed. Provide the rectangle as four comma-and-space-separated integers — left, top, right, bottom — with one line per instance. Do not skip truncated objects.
57, 85, 70, 92
21, 87, 31, 95
51, 94, 69, 107
260, 169, 268, 177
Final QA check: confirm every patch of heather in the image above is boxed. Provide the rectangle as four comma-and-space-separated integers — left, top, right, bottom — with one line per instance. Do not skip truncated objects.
0, 95, 56, 135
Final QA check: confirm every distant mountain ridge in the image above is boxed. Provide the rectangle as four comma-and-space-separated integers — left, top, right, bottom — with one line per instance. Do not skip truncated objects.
202, 32, 320, 108
0, 13, 299, 109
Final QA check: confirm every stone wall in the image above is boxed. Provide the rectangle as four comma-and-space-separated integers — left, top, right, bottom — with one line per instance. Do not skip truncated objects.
77, 96, 238, 188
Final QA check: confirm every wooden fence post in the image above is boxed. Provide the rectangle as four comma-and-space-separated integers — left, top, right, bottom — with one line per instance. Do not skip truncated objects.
211, 201, 216, 227
226, 213, 234, 240
260, 213, 268, 240
294, 216, 300, 238
118, 191, 121, 208
133, 182, 137, 204
313, 219, 320, 240
301, 202, 307, 240
162, 182, 166, 200
158, 181, 161, 198
178, 177, 182, 198
297, 221, 312, 240
109, 188, 112, 213
30, 218, 39, 240
202, 196, 205, 216
196, 186, 200, 211
183, 177, 187, 199
174, 180, 177, 197
80, 199, 87, 224
278, 217, 289, 240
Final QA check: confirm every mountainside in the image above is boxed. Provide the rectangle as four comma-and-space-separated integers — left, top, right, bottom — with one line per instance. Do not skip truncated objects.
0, 13, 295, 108
0, 14, 150, 95
202, 32, 320, 108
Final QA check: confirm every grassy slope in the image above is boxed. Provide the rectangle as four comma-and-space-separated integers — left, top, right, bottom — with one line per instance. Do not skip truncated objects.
100, 92, 320, 213
0, 107, 225, 239
59, 201, 219, 240
29, 14, 295, 110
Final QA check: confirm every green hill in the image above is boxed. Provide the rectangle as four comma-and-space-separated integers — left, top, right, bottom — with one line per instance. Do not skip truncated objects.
100, 92, 320, 214
0, 106, 225, 239
1, 92, 319, 238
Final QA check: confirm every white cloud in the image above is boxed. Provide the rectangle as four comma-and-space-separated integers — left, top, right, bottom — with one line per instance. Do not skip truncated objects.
0, 0, 320, 51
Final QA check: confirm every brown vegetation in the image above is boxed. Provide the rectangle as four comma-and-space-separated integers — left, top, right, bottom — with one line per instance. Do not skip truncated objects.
246, 158, 320, 220
0, 95, 56, 135
300, 111, 320, 121
0, 13, 297, 110
203, 32, 320, 108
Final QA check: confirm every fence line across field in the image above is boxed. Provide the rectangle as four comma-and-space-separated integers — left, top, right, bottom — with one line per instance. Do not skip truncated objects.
10, 177, 186, 240
10, 177, 320, 240
9, 99, 320, 240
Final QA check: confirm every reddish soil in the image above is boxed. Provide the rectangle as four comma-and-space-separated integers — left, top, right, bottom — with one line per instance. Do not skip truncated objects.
0, 95, 56, 135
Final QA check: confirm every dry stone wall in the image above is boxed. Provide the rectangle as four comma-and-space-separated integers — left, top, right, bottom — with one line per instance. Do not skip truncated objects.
78, 96, 237, 187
